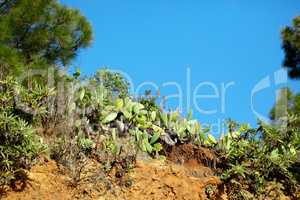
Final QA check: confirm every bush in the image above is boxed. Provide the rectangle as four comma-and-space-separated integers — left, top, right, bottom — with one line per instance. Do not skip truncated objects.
94, 68, 129, 98
0, 112, 45, 187
219, 118, 300, 198
0, 77, 49, 188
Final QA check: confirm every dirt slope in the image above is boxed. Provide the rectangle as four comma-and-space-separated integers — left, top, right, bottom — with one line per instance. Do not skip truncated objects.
120, 160, 221, 200
2, 157, 222, 200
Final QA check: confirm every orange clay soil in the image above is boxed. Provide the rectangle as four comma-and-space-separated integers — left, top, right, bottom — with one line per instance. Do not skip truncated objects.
2, 157, 223, 200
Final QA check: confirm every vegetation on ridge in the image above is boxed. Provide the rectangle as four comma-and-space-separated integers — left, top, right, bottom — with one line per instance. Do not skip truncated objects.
0, 0, 300, 199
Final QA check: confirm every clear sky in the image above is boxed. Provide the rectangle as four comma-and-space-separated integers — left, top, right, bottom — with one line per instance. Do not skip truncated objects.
61, 0, 300, 136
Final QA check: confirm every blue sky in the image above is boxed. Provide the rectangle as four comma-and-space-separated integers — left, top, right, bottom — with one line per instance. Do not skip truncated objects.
61, 0, 300, 135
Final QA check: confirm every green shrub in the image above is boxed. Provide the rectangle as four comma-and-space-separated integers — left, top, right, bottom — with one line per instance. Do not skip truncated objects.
0, 112, 45, 186
94, 68, 129, 98
0, 77, 49, 187
219, 118, 300, 198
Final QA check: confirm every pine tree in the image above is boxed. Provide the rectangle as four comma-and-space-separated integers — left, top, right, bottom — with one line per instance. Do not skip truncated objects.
0, 0, 93, 79
282, 16, 300, 79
